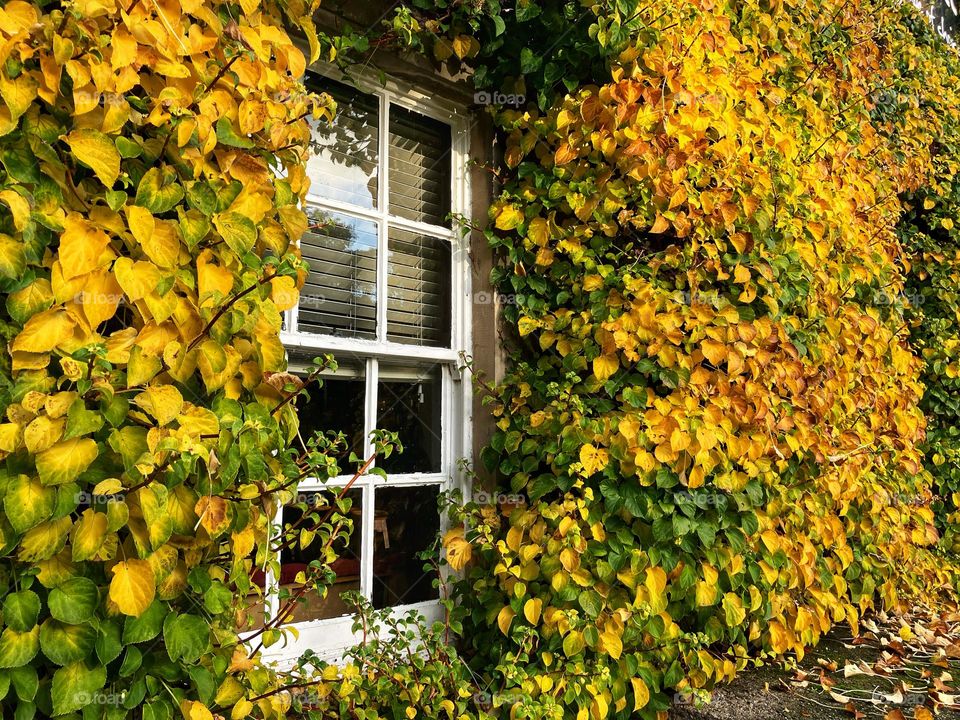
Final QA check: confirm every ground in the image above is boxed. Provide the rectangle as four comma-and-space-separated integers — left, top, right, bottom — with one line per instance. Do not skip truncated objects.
670, 610, 960, 720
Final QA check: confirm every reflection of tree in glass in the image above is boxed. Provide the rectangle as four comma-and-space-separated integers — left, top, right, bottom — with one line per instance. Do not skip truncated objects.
305, 73, 379, 208
922, 0, 959, 42
299, 210, 378, 339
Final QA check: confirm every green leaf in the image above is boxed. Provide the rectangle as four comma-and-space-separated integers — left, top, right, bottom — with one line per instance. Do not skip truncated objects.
64, 399, 104, 440
39, 620, 96, 666
49, 577, 99, 624
122, 600, 166, 644
51, 661, 107, 716
162, 613, 209, 663
136, 167, 184, 214
2, 591, 40, 631
213, 211, 257, 255
9, 665, 37, 702
95, 620, 122, 665
215, 117, 254, 148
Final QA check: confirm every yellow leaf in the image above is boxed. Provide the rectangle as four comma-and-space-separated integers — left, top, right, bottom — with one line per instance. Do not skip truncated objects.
701, 339, 727, 365
70, 508, 109, 562
600, 629, 623, 659
179, 701, 214, 720
134, 385, 183, 427
495, 204, 524, 231
650, 214, 670, 233
110, 560, 156, 617
524, 598, 543, 625
527, 217, 550, 246
195, 495, 230, 537
451, 34, 474, 59
631, 677, 650, 711
65, 129, 121, 187
518, 316, 539, 337
593, 354, 619, 383
59, 213, 113, 280
0, 189, 30, 231
579, 443, 609, 476
497, 606, 515, 635
36, 438, 98, 485
442, 527, 472, 571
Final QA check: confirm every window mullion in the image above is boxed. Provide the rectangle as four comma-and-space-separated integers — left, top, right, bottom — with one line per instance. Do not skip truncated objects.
360, 357, 379, 602
377, 91, 390, 344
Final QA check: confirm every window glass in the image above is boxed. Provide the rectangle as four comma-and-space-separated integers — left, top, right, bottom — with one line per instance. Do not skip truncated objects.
299, 210, 377, 339
372, 485, 441, 609
295, 361, 366, 463
279, 488, 362, 622
388, 104, 451, 226
306, 76, 379, 209
387, 228, 451, 347
376, 366, 442, 474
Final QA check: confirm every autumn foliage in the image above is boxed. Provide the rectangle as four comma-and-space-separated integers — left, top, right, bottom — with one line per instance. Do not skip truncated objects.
0, 0, 343, 717
453, 0, 960, 717
1, 0, 960, 718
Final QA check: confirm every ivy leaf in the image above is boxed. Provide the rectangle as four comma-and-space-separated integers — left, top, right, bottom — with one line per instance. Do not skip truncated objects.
109, 560, 156, 617
49, 577, 99, 624
64, 129, 121, 187
51, 661, 107, 716
2, 591, 40, 632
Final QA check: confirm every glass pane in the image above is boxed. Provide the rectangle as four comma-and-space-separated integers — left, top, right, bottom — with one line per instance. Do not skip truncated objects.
388, 104, 451, 226
387, 228, 451, 347
294, 360, 366, 465
298, 210, 377, 339
372, 485, 441, 609
376, 366, 442, 474
279, 488, 362, 622
306, 76, 379, 209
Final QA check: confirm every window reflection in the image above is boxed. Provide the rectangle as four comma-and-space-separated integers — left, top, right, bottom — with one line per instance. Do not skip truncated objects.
306, 75, 379, 209
295, 361, 365, 463
372, 485, 440, 609
299, 210, 377, 339
279, 488, 362, 622
377, 366, 442, 474
389, 105, 451, 226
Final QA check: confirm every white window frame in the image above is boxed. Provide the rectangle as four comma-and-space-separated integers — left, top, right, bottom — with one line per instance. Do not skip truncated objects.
260, 65, 474, 665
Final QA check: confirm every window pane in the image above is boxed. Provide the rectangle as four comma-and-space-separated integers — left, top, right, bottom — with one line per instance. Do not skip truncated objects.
388, 105, 451, 226
279, 488, 362, 622
294, 360, 366, 465
372, 485, 440, 609
376, 366, 442, 474
299, 210, 377, 339
387, 228, 451, 347
306, 76, 379, 209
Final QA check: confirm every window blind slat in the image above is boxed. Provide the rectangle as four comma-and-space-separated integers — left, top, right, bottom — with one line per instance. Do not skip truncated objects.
386, 227, 451, 347
297, 210, 378, 340
388, 105, 451, 226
